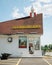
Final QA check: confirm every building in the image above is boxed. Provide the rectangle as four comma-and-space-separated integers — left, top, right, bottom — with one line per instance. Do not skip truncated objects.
0, 7, 43, 57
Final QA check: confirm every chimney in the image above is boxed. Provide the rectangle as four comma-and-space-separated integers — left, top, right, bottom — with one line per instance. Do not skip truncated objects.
30, 6, 36, 17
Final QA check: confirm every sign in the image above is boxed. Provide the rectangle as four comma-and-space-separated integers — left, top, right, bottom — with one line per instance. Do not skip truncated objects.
12, 25, 41, 29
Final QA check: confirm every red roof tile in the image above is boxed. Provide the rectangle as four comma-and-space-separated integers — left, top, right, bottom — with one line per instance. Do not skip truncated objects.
0, 13, 43, 35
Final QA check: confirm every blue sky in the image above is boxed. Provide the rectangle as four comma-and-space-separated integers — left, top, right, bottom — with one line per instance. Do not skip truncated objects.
0, 0, 52, 45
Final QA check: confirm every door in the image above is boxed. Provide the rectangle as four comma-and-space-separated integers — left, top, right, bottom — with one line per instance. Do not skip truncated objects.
29, 43, 34, 54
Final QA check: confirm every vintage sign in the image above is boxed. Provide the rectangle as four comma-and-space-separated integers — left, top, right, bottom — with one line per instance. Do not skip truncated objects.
12, 25, 41, 29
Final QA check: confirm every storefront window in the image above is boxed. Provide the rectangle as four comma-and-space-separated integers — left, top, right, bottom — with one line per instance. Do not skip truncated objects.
35, 40, 40, 50
19, 36, 27, 48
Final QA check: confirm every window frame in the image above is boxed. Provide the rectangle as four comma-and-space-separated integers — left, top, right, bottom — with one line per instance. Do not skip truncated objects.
19, 36, 27, 48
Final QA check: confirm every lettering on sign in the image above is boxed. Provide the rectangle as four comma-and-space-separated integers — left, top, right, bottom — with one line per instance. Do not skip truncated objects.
12, 25, 41, 29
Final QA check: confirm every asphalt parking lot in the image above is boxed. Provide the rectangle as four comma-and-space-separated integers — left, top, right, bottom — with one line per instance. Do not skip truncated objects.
43, 56, 52, 65
0, 58, 19, 65
19, 58, 49, 65
0, 57, 52, 65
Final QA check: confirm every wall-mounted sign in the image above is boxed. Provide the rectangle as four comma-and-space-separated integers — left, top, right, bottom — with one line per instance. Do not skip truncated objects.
8, 37, 13, 43
12, 25, 41, 29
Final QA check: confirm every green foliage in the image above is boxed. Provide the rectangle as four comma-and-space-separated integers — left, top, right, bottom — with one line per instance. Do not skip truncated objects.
41, 44, 52, 52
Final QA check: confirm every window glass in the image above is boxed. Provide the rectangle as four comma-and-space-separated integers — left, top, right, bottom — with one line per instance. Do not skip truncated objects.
35, 40, 40, 50
19, 36, 27, 48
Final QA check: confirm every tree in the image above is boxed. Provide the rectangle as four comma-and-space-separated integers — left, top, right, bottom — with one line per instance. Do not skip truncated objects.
48, 44, 52, 51
41, 45, 48, 55
44, 45, 48, 51
41, 44, 52, 55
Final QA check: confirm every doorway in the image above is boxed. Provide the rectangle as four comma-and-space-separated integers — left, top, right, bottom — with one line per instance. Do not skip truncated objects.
29, 43, 34, 54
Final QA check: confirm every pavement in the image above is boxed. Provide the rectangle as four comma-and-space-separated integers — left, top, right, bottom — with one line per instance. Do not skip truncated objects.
19, 58, 49, 65
0, 58, 19, 65
0, 57, 52, 65
43, 56, 52, 65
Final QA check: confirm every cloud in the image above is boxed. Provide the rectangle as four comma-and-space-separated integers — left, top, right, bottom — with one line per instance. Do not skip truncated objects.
30, 0, 35, 2
37, 0, 52, 3
30, 0, 52, 3
42, 4, 52, 17
24, 2, 42, 16
24, 2, 52, 18
12, 7, 24, 18
24, 6, 31, 15
24, 2, 42, 15
12, 1, 52, 19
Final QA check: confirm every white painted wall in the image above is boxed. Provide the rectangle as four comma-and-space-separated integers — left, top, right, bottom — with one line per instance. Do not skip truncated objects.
0, 34, 42, 57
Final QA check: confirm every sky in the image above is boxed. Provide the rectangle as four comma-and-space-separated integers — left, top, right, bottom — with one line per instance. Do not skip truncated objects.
0, 0, 52, 45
